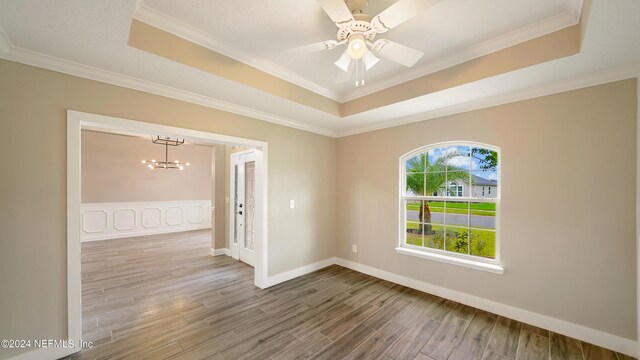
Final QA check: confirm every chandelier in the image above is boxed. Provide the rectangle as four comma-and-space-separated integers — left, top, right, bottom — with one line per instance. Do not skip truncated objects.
141, 136, 190, 170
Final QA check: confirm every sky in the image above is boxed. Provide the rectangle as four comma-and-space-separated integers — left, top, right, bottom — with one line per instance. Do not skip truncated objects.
406, 145, 498, 183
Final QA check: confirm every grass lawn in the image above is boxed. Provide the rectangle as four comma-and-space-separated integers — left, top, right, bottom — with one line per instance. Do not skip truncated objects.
406, 222, 495, 259
406, 201, 495, 216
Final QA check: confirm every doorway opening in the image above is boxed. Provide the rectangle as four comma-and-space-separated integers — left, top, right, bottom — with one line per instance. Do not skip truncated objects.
66, 110, 269, 348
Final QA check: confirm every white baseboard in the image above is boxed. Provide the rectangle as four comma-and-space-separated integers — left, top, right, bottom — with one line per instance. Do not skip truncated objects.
210, 248, 228, 256
334, 258, 637, 357
263, 257, 337, 288
5, 345, 76, 360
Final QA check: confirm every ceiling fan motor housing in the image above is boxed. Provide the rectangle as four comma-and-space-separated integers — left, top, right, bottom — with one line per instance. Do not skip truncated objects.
336, 13, 376, 42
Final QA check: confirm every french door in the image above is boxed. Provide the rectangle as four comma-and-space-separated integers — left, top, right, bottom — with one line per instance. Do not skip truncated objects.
231, 151, 256, 267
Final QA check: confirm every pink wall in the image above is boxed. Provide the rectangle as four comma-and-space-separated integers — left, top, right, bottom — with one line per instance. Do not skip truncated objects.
82, 130, 212, 203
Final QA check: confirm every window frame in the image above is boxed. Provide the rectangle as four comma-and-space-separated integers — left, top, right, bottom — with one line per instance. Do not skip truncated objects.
397, 141, 502, 273
448, 181, 463, 197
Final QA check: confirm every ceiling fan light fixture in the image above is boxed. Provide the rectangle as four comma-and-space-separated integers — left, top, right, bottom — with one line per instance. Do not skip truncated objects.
346, 34, 367, 59
362, 50, 379, 70
334, 51, 352, 72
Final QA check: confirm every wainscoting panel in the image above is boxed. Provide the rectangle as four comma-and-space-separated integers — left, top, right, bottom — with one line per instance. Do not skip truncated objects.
81, 200, 212, 241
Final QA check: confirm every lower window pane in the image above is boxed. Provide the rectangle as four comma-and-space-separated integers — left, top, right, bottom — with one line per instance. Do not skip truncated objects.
445, 226, 469, 254
406, 221, 422, 246
469, 202, 496, 230
445, 201, 469, 227
470, 229, 496, 259
423, 224, 444, 250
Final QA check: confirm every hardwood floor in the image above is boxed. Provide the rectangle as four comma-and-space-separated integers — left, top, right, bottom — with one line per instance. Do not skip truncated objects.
69, 230, 633, 360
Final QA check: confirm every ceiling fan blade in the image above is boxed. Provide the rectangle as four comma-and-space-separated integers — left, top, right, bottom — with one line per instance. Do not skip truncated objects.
373, 40, 423, 67
372, 0, 442, 32
335, 60, 354, 83
334, 51, 352, 72
362, 50, 379, 71
317, 0, 354, 26
286, 40, 339, 56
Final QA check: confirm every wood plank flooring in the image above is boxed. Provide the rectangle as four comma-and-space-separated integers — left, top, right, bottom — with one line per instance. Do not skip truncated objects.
68, 230, 633, 360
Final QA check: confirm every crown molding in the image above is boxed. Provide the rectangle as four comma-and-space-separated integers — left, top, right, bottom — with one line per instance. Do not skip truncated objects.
340, 1, 583, 102
337, 62, 640, 137
133, 3, 343, 102
1, 12, 637, 141
0, 27, 338, 138
0, 20, 12, 53
133, 1, 584, 105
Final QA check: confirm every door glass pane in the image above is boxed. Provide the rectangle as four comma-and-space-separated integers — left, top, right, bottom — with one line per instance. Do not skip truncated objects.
233, 164, 238, 244
244, 161, 256, 251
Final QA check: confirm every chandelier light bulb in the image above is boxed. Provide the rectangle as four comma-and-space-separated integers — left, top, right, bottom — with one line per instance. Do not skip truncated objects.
142, 136, 189, 171
346, 34, 367, 60
186, 162, 190, 166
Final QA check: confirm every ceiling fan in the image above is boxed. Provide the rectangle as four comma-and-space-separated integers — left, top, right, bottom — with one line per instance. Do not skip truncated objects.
296, 0, 442, 86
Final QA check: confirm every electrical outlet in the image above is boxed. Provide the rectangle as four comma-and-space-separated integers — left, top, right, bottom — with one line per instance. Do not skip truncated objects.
289, 200, 295, 209
352, 244, 357, 253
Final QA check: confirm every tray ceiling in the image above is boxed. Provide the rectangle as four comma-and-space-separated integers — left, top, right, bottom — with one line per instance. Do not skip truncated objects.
0, 0, 639, 137
138, 0, 583, 101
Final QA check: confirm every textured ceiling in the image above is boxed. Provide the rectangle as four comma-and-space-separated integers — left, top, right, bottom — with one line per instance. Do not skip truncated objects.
0, 0, 639, 136
141, 0, 581, 99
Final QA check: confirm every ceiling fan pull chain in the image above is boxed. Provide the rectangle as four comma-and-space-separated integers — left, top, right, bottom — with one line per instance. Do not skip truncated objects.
355, 60, 360, 87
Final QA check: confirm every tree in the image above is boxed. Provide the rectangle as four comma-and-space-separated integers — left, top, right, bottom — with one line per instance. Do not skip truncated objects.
406, 150, 468, 234
471, 148, 497, 171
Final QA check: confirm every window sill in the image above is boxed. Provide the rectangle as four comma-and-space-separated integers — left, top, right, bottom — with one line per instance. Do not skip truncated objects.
395, 247, 504, 274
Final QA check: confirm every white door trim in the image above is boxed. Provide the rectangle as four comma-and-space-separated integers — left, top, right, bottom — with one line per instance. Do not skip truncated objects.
66, 110, 269, 358
230, 151, 257, 266
229, 149, 255, 260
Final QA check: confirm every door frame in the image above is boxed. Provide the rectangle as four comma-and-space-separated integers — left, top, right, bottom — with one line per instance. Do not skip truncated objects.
229, 149, 257, 264
67, 110, 269, 352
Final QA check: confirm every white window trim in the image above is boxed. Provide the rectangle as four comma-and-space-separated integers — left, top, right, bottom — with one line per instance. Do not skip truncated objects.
398, 141, 502, 273
395, 247, 504, 274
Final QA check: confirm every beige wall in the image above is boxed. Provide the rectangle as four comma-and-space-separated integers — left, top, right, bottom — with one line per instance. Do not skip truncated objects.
81, 130, 212, 203
0, 57, 636, 359
336, 79, 637, 340
212, 146, 226, 250
0, 59, 336, 358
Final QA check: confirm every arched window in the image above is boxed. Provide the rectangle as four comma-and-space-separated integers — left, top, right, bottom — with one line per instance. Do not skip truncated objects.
399, 142, 502, 272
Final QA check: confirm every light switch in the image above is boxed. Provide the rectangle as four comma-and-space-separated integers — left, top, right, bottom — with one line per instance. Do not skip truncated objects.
225, 197, 229, 204
289, 200, 295, 209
